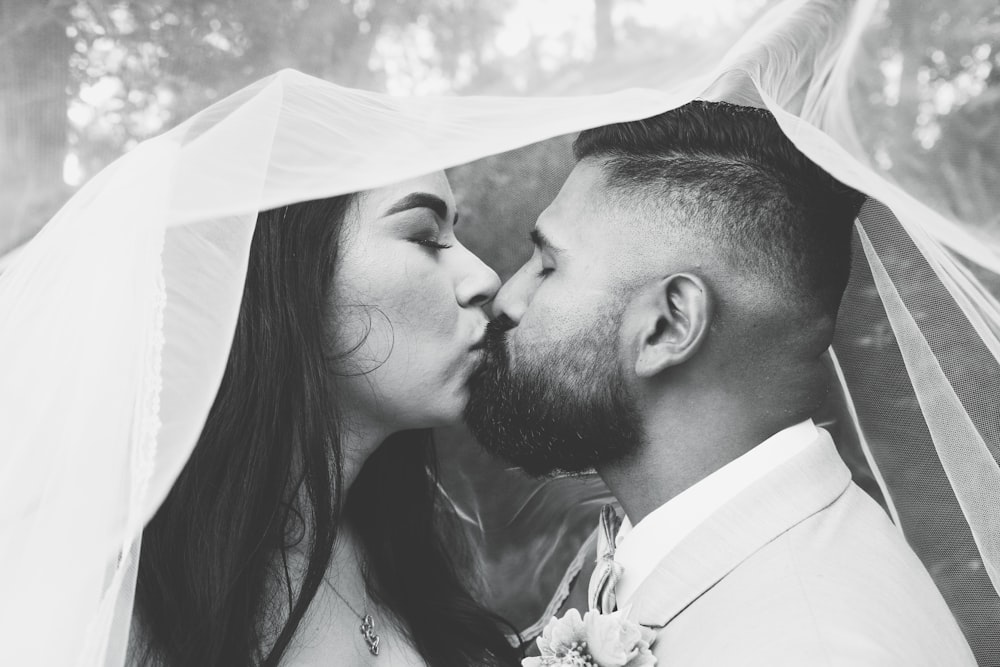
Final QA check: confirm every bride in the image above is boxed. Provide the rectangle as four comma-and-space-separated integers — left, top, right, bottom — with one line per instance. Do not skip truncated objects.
132, 173, 520, 666
0, 68, 675, 667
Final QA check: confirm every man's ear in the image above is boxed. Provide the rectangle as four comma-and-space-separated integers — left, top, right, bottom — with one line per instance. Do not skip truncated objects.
631, 273, 712, 378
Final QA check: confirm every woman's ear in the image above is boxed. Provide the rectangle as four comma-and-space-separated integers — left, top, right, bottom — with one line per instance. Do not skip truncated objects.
629, 273, 712, 378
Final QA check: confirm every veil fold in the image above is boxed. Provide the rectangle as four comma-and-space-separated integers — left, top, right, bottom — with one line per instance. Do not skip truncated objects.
1, 0, 998, 664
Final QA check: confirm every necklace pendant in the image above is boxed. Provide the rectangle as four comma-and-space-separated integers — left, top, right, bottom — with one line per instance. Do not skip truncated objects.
360, 614, 380, 656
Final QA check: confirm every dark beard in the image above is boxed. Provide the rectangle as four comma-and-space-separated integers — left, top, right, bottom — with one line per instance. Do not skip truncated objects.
464, 314, 643, 477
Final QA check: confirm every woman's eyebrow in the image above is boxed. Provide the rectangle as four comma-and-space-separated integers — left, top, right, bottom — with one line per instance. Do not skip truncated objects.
383, 192, 450, 220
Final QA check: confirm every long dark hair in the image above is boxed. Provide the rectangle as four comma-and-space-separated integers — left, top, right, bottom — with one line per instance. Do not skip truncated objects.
135, 195, 519, 666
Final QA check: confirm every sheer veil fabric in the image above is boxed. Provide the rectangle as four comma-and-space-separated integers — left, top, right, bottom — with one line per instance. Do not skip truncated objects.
1, 0, 998, 664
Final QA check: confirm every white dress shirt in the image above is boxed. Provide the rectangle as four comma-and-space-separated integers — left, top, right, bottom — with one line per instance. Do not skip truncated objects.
613, 419, 819, 607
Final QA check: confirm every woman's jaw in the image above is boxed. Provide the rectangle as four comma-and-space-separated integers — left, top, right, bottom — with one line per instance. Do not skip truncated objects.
326, 171, 499, 479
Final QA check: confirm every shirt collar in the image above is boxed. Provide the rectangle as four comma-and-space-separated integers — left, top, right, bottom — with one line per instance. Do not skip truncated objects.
613, 419, 819, 607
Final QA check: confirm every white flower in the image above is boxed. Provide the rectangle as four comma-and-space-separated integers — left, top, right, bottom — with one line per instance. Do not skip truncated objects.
522, 608, 657, 667
584, 609, 657, 667
523, 609, 592, 667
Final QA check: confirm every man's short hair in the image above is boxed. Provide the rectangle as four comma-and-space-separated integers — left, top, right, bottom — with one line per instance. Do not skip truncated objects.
573, 101, 866, 318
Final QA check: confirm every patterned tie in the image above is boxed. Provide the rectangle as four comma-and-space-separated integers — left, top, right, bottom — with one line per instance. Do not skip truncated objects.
587, 504, 624, 614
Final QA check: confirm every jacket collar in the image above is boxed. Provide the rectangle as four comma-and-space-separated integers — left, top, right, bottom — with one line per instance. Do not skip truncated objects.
626, 428, 852, 628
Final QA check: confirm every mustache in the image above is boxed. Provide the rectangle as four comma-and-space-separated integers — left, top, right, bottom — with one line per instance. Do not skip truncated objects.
473, 314, 516, 376
485, 314, 517, 339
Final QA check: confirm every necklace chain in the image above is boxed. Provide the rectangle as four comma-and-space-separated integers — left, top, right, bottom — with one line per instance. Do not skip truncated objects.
326, 581, 381, 657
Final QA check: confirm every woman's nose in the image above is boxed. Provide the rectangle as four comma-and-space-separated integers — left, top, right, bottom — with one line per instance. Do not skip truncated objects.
456, 250, 501, 309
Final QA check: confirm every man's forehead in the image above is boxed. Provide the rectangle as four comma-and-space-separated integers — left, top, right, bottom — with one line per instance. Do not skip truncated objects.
554, 159, 607, 210
535, 159, 690, 273
535, 161, 609, 244
538, 159, 661, 256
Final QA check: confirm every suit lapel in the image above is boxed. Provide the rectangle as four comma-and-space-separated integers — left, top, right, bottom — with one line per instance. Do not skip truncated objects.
626, 429, 852, 628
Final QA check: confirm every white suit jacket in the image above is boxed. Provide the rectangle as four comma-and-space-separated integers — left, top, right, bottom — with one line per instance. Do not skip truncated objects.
625, 429, 977, 666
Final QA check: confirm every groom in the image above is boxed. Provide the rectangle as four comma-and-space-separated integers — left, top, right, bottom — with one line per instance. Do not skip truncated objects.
465, 102, 976, 665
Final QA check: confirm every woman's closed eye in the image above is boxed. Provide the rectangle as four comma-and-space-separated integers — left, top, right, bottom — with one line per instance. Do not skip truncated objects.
411, 237, 454, 251
405, 215, 454, 252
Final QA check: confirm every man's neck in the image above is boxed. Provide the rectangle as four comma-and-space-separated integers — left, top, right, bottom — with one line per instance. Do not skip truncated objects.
598, 400, 804, 524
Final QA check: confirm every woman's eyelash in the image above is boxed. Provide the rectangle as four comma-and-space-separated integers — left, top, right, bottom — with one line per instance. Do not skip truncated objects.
414, 238, 453, 250
537, 267, 554, 278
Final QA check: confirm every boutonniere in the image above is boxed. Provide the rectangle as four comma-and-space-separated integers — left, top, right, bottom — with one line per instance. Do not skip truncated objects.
522, 608, 657, 667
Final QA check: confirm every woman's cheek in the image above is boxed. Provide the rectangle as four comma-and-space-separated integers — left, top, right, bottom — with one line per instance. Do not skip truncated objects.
392, 253, 458, 338
338, 246, 460, 375
329, 246, 402, 365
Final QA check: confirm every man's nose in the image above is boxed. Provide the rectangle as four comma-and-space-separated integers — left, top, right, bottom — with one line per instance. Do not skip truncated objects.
492, 265, 533, 325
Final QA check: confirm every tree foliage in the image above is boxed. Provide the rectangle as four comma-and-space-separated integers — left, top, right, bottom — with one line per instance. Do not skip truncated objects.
854, 0, 1000, 234
1, 0, 514, 252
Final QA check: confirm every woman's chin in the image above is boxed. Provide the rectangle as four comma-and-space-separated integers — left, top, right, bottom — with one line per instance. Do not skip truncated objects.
360, 373, 473, 432
424, 406, 467, 430
407, 390, 469, 431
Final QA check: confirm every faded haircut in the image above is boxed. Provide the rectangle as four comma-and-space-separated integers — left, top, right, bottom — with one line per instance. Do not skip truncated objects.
573, 101, 867, 318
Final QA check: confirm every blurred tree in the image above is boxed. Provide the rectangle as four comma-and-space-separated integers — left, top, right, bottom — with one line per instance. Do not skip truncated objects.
0, 0, 74, 253
66, 0, 511, 166
594, 0, 614, 60
0, 0, 512, 254
855, 0, 1000, 236
844, 5, 1000, 661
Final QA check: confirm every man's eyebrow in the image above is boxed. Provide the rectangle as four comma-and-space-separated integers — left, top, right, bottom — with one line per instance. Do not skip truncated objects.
530, 228, 564, 254
383, 192, 451, 220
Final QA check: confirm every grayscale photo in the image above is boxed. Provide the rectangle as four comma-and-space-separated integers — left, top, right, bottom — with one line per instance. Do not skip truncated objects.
1, 1, 998, 665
